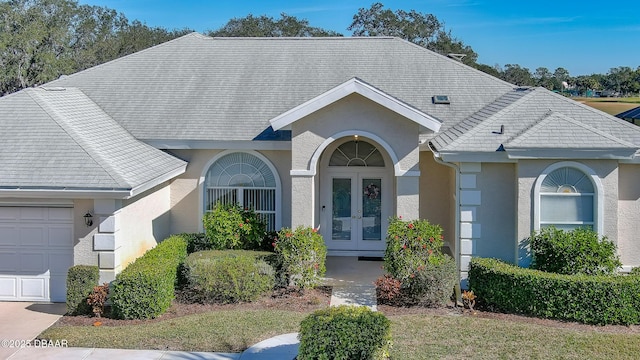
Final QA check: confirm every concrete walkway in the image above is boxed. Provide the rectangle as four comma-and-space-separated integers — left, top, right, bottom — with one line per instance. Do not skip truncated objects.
4, 257, 383, 360
323, 256, 384, 310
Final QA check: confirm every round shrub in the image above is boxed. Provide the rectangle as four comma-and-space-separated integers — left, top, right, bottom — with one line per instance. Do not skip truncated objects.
403, 254, 457, 307
202, 203, 268, 250
66, 265, 99, 315
298, 305, 392, 360
274, 226, 326, 289
184, 250, 275, 303
530, 226, 621, 275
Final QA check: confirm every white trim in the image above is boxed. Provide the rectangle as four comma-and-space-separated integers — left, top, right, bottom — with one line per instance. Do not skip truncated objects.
198, 150, 282, 232
301, 130, 414, 177
130, 165, 187, 197
507, 148, 636, 160
0, 189, 132, 199
143, 139, 291, 150
533, 161, 604, 235
269, 78, 441, 132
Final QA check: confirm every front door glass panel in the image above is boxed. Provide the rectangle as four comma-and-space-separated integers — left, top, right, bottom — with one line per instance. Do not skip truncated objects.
332, 178, 352, 240
362, 178, 382, 241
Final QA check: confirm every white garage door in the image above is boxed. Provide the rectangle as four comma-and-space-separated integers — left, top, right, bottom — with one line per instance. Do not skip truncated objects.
0, 206, 74, 302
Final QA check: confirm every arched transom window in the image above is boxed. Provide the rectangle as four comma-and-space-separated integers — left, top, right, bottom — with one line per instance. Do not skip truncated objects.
539, 166, 595, 231
329, 140, 385, 167
204, 152, 278, 231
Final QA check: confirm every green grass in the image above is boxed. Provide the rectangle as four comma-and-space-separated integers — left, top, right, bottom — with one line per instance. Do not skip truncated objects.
39, 309, 640, 358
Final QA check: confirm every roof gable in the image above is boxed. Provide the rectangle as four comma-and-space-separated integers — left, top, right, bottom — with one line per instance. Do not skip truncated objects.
269, 78, 442, 133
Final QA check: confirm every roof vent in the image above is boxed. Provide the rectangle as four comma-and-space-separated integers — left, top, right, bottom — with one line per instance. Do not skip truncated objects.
447, 53, 466, 62
432, 95, 450, 104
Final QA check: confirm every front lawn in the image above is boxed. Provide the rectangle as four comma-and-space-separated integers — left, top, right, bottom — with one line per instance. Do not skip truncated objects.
39, 306, 640, 358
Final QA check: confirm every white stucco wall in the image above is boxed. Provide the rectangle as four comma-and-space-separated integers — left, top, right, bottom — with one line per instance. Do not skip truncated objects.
169, 149, 292, 234
516, 160, 619, 267
617, 164, 640, 268
72, 198, 98, 266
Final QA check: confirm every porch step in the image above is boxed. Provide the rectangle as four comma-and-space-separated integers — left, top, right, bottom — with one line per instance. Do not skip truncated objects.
330, 285, 377, 310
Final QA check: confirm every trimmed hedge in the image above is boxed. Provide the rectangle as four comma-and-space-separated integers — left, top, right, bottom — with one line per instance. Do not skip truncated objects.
184, 250, 275, 303
298, 305, 392, 360
110, 235, 187, 319
274, 226, 326, 289
66, 265, 99, 315
469, 257, 640, 325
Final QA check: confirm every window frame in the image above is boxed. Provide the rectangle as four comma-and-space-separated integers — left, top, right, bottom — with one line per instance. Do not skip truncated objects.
533, 161, 604, 235
199, 150, 281, 232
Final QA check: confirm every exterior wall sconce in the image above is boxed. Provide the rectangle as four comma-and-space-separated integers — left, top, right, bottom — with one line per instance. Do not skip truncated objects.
84, 212, 93, 227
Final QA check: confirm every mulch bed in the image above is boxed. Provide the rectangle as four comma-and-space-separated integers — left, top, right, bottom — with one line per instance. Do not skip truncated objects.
57, 286, 640, 334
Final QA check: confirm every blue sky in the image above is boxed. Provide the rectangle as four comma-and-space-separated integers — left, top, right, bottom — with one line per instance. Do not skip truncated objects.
78, 0, 640, 76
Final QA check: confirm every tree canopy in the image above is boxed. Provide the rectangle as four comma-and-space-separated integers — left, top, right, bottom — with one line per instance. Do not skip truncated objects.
208, 13, 342, 37
348, 2, 477, 65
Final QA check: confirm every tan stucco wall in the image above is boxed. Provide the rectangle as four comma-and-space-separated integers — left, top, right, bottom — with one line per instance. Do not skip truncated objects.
291, 94, 421, 174
516, 160, 619, 266
618, 164, 640, 267
118, 182, 172, 268
419, 151, 455, 252
73, 199, 98, 266
476, 163, 517, 263
169, 149, 292, 234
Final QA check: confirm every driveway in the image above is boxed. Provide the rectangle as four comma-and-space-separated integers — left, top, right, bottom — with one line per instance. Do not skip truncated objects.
0, 302, 65, 359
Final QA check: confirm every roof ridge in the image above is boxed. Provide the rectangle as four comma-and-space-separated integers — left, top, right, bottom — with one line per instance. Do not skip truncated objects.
26, 88, 132, 187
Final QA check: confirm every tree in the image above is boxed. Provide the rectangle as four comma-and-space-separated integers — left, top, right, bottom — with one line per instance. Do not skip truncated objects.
0, 0, 190, 95
348, 2, 477, 65
533, 67, 553, 90
502, 64, 534, 86
552, 67, 571, 91
208, 13, 342, 37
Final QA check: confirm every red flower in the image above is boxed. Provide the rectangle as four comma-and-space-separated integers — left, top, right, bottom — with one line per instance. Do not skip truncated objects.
428, 249, 433, 255
398, 215, 402, 219
402, 244, 407, 249
409, 273, 415, 278
429, 237, 434, 242
440, 235, 444, 240
239, 223, 243, 227
422, 244, 427, 249
394, 235, 399, 240
312, 228, 318, 233
417, 236, 422, 241
272, 242, 277, 248
408, 223, 414, 229
313, 263, 319, 270
286, 232, 293, 238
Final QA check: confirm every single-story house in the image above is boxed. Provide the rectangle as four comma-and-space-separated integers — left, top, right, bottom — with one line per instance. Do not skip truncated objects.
2, 33, 640, 302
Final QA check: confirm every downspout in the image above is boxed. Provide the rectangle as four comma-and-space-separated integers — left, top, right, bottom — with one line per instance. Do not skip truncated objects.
427, 141, 463, 302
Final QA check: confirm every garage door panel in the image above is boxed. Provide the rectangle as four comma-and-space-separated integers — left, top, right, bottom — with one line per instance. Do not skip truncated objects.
20, 226, 46, 246
19, 252, 47, 273
0, 206, 73, 302
0, 226, 19, 246
20, 277, 47, 299
0, 251, 18, 272
49, 252, 73, 273
47, 208, 73, 222
20, 208, 48, 221
49, 226, 73, 247
0, 278, 17, 297
0, 207, 19, 221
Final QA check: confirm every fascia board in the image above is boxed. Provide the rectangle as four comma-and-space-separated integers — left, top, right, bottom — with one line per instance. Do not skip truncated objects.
0, 189, 132, 199
438, 151, 515, 163
129, 164, 187, 198
143, 140, 291, 150
269, 78, 441, 132
506, 148, 637, 160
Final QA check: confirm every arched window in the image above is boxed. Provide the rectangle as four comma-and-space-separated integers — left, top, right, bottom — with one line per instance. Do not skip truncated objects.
329, 140, 385, 167
537, 165, 598, 232
204, 152, 279, 231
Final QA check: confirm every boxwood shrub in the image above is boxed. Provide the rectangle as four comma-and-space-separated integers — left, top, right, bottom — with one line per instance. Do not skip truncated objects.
110, 235, 187, 319
66, 265, 99, 315
469, 257, 640, 325
184, 250, 275, 303
298, 305, 392, 360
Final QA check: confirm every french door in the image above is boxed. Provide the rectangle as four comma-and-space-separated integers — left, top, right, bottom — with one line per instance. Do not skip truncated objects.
322, 170, 390, 253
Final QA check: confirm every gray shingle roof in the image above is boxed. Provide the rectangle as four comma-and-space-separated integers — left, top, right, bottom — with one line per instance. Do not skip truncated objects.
431, 87, 640, 154
49, 33, 515, 141
0, 88, 186, 191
